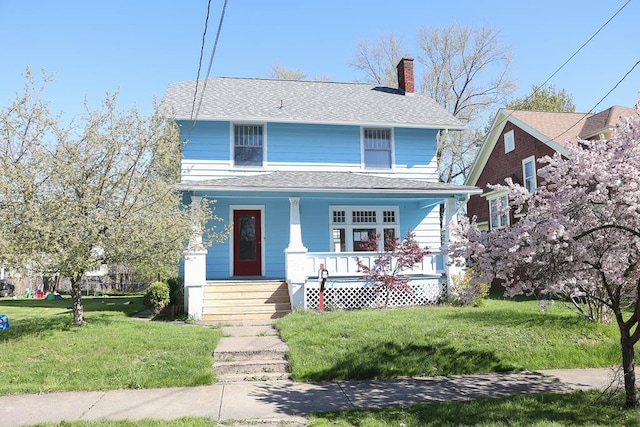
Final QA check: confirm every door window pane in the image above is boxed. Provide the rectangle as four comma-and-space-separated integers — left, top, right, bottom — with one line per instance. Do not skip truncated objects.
238, 215, 256, 260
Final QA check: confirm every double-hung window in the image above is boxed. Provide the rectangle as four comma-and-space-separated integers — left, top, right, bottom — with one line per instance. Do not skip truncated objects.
234, 124, 264, 166
522, 156, 537, 192
488, 194, 509, 229
363, 128, 392, 169
504, 130, 515, 153
331, 206, 399, 252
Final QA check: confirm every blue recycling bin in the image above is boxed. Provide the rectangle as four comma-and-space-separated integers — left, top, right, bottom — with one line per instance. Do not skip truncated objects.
0, 314, 9, 330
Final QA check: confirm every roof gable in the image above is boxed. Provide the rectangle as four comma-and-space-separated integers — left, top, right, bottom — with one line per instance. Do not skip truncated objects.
161, 77, 464, 130
465, 106, 637, 186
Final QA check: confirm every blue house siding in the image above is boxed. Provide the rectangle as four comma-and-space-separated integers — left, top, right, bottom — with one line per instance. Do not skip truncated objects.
394, 128, 438, 170
179, 121, 230, 161
179, 121, 441, 181
267, 123, 360, 165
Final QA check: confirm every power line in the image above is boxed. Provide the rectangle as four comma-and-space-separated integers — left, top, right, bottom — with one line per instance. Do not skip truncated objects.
189, 0, 229, 138
547, 59, 640, 143
190, 0, 213, 122
489, 0, 633, 146
531, 0, 631, 97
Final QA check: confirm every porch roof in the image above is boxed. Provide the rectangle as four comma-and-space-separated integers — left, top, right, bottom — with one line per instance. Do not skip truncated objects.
178, 171, 480, 196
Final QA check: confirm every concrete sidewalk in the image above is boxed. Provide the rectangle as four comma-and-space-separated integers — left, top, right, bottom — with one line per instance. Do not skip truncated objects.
0, 368, 623, 427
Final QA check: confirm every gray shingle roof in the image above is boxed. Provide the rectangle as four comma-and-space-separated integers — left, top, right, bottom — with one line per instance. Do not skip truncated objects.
161, 77, 465, 130
178, 171, 480, 195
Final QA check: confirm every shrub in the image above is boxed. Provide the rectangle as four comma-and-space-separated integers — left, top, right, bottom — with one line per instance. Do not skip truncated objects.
166, 277, 183, 308
143, 281, 170, 314
450, 269, 489, 307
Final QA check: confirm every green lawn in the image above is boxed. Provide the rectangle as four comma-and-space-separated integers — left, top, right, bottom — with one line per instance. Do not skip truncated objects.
2, 292, 636, 426
275, 296, 620, 381
0, 295, 222, 395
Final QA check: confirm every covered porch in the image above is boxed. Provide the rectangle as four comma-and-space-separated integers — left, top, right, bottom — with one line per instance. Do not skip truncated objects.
181, 171, 479, 320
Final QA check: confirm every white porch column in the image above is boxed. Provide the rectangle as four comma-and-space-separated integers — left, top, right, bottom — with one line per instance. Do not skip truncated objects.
443, 197, 463, 292
284, 197, 308, 308
184, 196, 208, 321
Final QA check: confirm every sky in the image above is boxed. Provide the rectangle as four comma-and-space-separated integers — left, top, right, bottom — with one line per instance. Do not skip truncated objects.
1, 0, 638, 124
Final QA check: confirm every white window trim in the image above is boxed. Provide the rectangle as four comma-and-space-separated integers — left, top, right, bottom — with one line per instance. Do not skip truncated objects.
522, 155, 537, 193
329, 205, 400, 252
230, 122, 268, 168
360, 127, 395, 170
504, 129, 515, 153
486, 191, 510, 230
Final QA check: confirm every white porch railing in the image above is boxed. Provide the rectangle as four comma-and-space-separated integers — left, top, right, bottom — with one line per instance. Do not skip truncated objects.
305, 251, 444, 278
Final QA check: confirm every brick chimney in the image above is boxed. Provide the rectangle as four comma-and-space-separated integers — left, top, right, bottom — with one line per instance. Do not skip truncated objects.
397, 57, 415, 94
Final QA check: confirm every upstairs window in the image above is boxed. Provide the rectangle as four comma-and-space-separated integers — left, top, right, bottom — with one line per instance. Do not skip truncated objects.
234, 124, 264, 166
363, 128, 392, 169
522, 156, 537, 192
504, 130, 515, 153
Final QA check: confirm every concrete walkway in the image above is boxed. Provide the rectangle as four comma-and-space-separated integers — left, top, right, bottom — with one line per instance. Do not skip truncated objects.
0, 320, 629, 427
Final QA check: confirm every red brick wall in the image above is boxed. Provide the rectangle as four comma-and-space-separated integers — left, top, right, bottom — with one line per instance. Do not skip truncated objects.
467, 122, 558, 224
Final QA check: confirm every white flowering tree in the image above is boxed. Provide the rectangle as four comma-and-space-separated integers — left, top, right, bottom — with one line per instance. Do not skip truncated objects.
0, 70, 225, 326
448, 102, 640, 408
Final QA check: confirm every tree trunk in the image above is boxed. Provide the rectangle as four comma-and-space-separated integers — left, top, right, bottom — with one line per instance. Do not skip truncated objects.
70, 278, 86, 326
621, 335, 639, 408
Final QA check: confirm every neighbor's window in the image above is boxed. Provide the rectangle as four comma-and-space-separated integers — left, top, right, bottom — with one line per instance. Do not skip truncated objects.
330, 206, 399, 252
522, 156, 537, 193
489, 195, 509, 229
363, 128, 392, 169
504, 130, 515, 153
234, 124, 264, 166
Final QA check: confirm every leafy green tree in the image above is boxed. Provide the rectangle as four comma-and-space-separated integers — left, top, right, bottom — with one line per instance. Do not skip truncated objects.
506, 84, 575, 112
0, 69, 226, 325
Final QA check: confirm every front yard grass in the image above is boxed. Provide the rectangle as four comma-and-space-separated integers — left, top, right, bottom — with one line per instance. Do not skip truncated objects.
0, 296, 222, 395
275, 295, 620, 381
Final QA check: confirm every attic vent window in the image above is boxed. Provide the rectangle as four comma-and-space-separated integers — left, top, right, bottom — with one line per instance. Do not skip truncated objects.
504, 130, 515, 153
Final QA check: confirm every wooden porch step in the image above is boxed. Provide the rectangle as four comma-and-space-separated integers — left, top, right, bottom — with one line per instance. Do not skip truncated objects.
203, 303, 291, 312
203, 280, 291, 321
203, 310, 290, 322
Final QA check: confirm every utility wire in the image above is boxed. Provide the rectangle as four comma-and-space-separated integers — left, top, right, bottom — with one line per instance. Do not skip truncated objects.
529, 0, 630, 99
189, 0, 229, 137
190, 0, 213, 122
488, 0, 632, 142
546, 59, 640, 143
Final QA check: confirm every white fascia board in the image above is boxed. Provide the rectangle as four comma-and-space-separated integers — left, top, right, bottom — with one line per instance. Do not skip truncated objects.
465, 111, 509, 186
179, 184, 482, 196
173, 116, 466, 131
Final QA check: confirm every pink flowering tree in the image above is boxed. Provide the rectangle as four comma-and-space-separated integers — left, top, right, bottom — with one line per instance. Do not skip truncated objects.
356, 231, 431, 308
448, 102, 640, 408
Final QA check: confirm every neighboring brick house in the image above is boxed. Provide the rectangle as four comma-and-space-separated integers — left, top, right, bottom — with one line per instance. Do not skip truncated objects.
465, 106, 637, 231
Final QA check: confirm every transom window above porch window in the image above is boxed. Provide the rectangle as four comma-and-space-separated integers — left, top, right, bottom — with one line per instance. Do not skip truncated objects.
363, 128, 392, 169
353, 210, 376, 223
234, 124, 264, 166
330, 206, 399, 252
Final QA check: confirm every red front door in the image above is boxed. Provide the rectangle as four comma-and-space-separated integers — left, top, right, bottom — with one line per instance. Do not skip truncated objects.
233, 210, 262, 276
